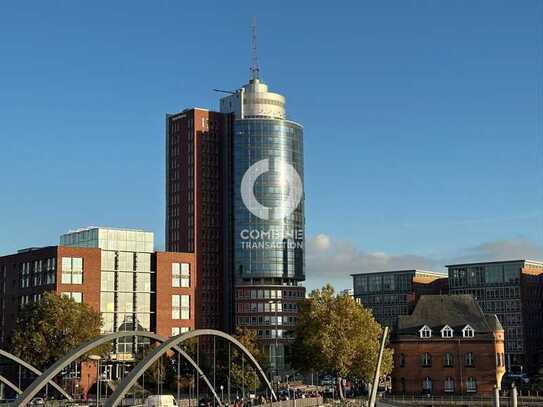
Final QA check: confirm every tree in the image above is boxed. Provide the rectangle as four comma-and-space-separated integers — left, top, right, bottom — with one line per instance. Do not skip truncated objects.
230, 327, 264, 395
134, 344, 178, 394
10, 292, 108, 369
533, 366, 543, 392
290, 284, 393, 399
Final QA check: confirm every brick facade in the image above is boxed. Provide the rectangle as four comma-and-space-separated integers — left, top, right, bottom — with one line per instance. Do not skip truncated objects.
391, 295, 506, 396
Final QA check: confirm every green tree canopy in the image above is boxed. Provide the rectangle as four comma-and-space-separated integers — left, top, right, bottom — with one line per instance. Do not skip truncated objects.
10, 292, 108, 369
230, 327, 264, 394
290, 284, 393, 385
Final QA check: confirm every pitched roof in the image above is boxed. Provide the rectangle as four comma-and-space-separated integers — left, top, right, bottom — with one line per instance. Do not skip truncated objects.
396, 294, 502, 335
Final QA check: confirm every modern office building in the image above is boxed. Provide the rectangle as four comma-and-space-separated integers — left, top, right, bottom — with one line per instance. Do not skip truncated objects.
391, 295, 505, 396
165, 61, 306, 371
0, 227, 196, 395
221, 76, 305, 373
351, 270, 448, 329
447, 260, 543, 372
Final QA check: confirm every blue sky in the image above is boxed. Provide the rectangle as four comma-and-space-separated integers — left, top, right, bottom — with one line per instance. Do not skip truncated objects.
1, 1, 542, 289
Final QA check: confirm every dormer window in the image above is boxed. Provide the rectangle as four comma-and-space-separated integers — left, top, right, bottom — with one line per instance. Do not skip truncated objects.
462, 325, 475, 338
441, 325, 454, 338
419, 325, 432, 338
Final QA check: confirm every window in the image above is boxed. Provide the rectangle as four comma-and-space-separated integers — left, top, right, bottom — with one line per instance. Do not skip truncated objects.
422, 377, 432, 394
443, 352, 454, 367
172, 263, 191, 288
444, 377, 455, 393
61, 292, 82, 303
465, 352, 475, 367
419, 325, 432, 338
172, 295, 190, 320
463, 325, 475, 338
399, 353, 405, 368
61, 257, 83, 284
441, 325, 454, 338
171, 327, 190, 336
466, 377, 477, 393
421, 352, 432, 367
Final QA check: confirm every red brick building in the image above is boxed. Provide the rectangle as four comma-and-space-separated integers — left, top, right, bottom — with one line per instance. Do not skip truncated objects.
0, 227, 196, 397
391, 295, 506, 396
165, 108, 233, 331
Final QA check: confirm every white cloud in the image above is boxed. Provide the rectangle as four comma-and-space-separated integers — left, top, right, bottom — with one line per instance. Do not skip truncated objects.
304, 234, 543, 292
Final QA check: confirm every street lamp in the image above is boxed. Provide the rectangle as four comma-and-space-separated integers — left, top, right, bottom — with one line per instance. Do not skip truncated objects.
268, 300, 279, 381
88, 354, 102, 407
220, 385, 224, 404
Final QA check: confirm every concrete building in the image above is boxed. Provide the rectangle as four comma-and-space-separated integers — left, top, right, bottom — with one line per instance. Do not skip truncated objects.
351, 270, 448, 329
0, 227, 196, 395
447, 259, 543, 372
166, 73, 306, 371
391, 295, 506, 396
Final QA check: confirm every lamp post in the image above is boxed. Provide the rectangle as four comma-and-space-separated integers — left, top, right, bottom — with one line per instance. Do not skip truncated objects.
268, 300, 279, 381
220, 385, 224, 404
88, 354, 102, 407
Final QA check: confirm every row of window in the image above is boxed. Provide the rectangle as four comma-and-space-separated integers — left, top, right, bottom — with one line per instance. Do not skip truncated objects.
448, 263, 521, 288
413, 376, 478, 393
19, 258, 57, 288
236, 302, 300, 313
399, 351, 505, 368
419, 324, 474, 339
401, 352, 477, 368
237, 315, 297, 326
236, 288, 304, 300
256, 329, 289, 339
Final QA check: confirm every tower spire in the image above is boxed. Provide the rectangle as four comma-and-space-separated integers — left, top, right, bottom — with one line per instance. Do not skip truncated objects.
250, 17, 260, 80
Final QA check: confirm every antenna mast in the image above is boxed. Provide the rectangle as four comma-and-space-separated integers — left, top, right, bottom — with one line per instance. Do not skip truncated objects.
251, 17, 260, 80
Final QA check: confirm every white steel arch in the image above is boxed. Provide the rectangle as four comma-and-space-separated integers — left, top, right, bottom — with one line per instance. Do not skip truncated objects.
16, 331, 221, 407
105, 329, 277, 407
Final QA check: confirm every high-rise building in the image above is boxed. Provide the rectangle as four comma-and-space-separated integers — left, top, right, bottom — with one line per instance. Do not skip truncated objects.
165, 64, 306, 372
351, 270, 448, 329
447, 259, 543, 372
165, 109, 232, 330
220, 77, 305, 373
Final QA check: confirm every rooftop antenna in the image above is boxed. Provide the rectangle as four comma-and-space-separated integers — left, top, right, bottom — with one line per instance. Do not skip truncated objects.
250, 16, 260, 80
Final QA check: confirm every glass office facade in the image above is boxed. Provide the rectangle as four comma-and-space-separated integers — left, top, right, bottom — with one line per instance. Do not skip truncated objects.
61, 227, 154, 355
352, 270, 447, 329
231, 118, 305, 373
232, 119, 304, 281
448, 261, 525, 367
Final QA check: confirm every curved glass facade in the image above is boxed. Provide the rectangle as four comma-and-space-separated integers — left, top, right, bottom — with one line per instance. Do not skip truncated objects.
233, 119, 304, 281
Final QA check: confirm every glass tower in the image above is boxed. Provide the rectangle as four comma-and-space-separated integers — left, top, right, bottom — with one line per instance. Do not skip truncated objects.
221, 78, 306, 373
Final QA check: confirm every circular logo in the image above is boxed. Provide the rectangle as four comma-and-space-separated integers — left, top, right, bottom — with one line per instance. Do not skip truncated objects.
241, 158, 303, 220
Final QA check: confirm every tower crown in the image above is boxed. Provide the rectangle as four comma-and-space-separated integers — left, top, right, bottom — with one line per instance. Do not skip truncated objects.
219, 79, 286, 120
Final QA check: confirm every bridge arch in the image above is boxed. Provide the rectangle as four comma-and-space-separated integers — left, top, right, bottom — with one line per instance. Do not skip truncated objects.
105, 329, 277, 407
0, 373, 22, 395
16, 331, 221, 407
0, 349, 72, 401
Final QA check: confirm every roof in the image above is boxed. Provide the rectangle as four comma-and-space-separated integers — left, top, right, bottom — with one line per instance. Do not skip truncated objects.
350, 269, 446, 278
397, 294, 502, 335
446, 259, 543, 267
